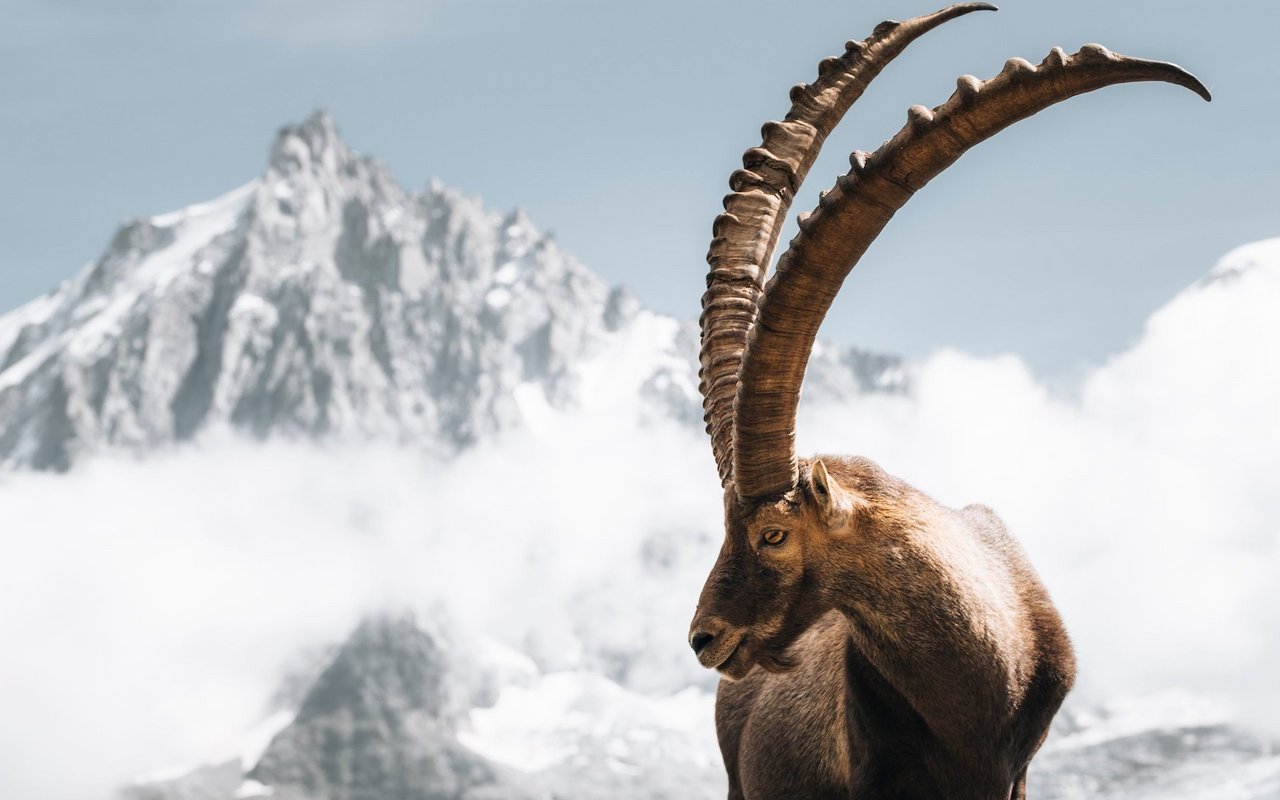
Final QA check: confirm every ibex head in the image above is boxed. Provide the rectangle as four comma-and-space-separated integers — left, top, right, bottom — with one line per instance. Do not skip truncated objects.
692, 458, 871, 678
687, 3, 1208, 678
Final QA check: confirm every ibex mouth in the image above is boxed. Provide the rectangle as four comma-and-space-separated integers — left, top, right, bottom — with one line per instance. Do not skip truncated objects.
713, 638, 751, 679
694, 628, 747, 671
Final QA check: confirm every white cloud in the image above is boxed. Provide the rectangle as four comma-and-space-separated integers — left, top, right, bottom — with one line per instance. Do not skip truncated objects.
801, 240, 1280, 725
0, 240, 1277, 798
0, 419, 721, 799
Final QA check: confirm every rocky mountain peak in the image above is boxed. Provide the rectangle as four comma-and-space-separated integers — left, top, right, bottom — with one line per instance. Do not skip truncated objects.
0, 113, 903, 470
290, 613, 459, 727
241, 614, 531, 800
269, 109, 350, 176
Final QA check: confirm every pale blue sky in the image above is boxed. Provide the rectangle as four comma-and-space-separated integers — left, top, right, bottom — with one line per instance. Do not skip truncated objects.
2, 0, 1275, 377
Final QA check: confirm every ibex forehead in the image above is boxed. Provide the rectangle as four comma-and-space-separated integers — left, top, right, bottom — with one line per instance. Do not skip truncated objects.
724, 485, 805, 529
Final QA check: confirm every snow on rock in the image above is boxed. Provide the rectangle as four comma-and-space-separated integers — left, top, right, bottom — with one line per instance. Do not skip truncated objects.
459, 671, 718, 775
232, 779, 274, 799
0, 111, 902, 471
1032, 692, 1280, 800
123, 612, 726, 800
122, 613, 1280, 800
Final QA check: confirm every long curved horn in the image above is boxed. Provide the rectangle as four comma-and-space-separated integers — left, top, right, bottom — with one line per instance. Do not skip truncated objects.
699, 3, 997, 488
732, 45, 1210, 501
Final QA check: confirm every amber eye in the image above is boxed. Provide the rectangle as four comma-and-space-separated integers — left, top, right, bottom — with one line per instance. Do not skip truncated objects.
762, 529, 788, 547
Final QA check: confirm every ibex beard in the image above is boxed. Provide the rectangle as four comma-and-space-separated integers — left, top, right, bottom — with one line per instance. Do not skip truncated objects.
685, 2, 1207, 798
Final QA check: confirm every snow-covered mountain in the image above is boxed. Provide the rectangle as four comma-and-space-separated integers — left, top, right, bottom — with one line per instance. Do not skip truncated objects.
120, 613, 1280, 800
121, 613, 726, 800
0, 111, 902, 470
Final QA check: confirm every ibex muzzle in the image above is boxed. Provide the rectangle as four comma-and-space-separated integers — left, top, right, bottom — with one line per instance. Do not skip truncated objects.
687, 3, 1207, 798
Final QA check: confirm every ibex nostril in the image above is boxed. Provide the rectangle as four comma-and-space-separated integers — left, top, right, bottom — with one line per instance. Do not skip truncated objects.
690, 631, 716, 655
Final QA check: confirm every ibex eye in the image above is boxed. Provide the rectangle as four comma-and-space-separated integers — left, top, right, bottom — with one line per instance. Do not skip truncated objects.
762, 529, 787, 546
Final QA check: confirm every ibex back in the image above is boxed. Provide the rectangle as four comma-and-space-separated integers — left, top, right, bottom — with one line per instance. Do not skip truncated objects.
686, 4, 1208, 799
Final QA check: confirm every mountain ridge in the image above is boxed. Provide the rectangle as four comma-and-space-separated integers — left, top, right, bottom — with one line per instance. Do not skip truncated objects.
0, 111, 903, 471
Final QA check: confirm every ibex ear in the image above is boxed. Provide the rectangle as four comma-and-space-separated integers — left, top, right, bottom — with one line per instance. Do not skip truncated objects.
810, 459, 864, 529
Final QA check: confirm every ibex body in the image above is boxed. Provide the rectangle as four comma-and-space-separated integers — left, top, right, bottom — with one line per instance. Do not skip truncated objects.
686, 4, 1207, 798
701, 458, 1073, 799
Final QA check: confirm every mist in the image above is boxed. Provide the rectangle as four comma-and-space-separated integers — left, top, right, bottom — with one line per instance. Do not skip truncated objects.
1, 241, 1276, 799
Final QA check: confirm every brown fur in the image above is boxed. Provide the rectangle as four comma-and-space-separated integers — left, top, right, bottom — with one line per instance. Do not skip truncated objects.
690, 456, 1074, 799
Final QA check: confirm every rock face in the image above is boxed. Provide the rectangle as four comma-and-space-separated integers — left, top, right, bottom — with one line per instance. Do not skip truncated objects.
245, 615, 531, 800
119, 614, 538, 800
0, 111, 904, 471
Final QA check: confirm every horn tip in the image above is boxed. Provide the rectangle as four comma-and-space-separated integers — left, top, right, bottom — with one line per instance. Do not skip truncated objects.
938, 2, 998, 16
1180, 70, 1213, 102
929, 3, 998, 25
1074, 44, 1212, 102
1136, 55, 1214, 103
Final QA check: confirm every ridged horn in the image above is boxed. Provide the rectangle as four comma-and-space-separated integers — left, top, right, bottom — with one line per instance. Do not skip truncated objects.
732, 44, 1210, 501
698, 3, 998, 488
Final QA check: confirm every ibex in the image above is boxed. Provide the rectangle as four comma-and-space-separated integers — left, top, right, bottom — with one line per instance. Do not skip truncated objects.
686, 4, 1208, 798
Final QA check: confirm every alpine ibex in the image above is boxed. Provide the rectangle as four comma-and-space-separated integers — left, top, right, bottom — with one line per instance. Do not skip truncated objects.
686, 4, 1208, 798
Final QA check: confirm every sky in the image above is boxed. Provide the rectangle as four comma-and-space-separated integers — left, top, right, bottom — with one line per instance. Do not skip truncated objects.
1, 0, 1276, 377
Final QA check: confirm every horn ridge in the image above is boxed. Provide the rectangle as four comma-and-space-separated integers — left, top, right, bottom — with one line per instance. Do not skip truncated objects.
698, 3, 998, 488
